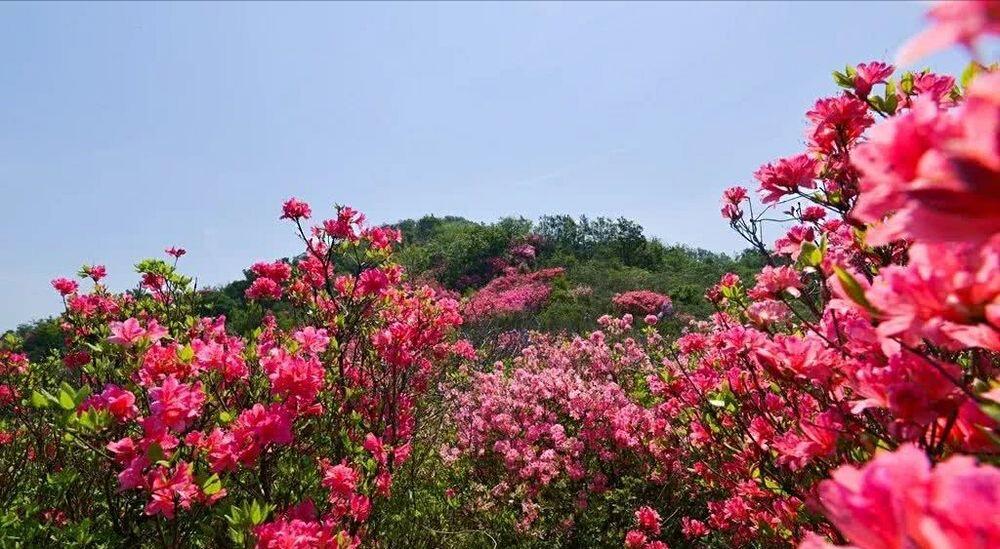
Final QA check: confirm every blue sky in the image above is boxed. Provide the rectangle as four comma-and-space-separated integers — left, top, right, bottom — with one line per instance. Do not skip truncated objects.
0, 2, 972, 329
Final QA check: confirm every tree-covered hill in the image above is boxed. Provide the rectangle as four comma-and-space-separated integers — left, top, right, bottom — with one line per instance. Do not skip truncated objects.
393, 214, 764, 334
11, 213, 763, 360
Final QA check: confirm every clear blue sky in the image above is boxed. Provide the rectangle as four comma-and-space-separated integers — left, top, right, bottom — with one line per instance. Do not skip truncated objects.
0, 1, 971, 329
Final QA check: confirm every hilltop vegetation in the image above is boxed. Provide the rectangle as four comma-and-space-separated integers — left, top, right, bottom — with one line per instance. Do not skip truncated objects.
12, 214, 762, 361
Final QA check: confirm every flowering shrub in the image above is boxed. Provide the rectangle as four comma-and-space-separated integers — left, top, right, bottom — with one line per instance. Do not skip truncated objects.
2, 2, 998, 547
0, 200, 471, 546
651, 4, 999, 546
440, 2, 1000, 547
612, 290, 673, 317
462, 267, 565, 322
443, 315, 661, 543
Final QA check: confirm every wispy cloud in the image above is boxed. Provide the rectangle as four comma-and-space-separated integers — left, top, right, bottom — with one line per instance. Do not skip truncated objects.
510, 146, 629, 188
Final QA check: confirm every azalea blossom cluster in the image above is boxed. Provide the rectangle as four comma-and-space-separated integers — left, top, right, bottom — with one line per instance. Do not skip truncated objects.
444, 325, 658, 535
4, 199, 470, 546
2, 2, 998, 547
452, 235, 542, 290
612, 290, 673, 318
695, 6, 999, 546
440, 3, 1000, 546
462, 267, 565, 322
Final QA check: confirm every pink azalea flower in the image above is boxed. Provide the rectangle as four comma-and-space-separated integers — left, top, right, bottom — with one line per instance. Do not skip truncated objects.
144, 319, 168, 343
79, 384, 138, 421
815, 444, 1000, 549
801, 205, 828, 222
51, 277, 79, 296
681, 517, 710, 539
749, 265, 803, 299
624, 530, 648, 549
230, 403, 294, 464
852, 75, 999, 246
897, 0, 1000, 65
364, 226, 402, 250
293, 326, 330, 355
853, 61, 895, 98
462, 268, 564, 321
321, 462, 358, 498
807, 95, 874, 153
356, 268, 390, 297
280, 197, 312, 220
245, 277, 282, 301
251, 261, 292, 283
635, 506, 662, 535
774, 225, 816, 259
612, 291, 672, 316
144, 462, 200, 519
262, 349, 325, 406
865, 240, 999, 352
108, 318, 147, 346
84, 264, 107, 282
148, 376, 205, 432
755, 154, 818, 204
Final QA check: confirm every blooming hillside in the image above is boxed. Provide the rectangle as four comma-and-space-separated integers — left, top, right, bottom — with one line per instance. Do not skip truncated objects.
1, 2, 998, 547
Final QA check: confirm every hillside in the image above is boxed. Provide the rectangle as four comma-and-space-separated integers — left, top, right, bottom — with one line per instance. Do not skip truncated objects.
11, 214, 762, 361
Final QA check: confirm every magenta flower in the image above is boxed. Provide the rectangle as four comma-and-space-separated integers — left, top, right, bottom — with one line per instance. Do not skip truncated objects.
108, 318, 147, 346
280, 197, 312, 220
853, 61, 895, 98
165, 246, 186, 258
755, 154, 818, 204
897, 0, 1000, 65
51, 277, 79, 296
815, 445, 1000, 549
293, 326, 331, 355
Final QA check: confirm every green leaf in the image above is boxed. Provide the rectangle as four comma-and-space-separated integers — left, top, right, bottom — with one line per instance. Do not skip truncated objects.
883, 78, 896, 99
31, 390, 50, 409
981, 400, 1000, 425
796, 242, 823, 269
226, 506, 244, 525
884, 92, 898, 115
721, 284, 738, 300
74, 384, 92, 406
900, 71, 914, 94
178, 345, 195, 363
961, 62, 981, 90
57, 383, 76, 410
833, 267, 875, 314
832, 70, 854, 88
146, 443, 165, 463
77, 410, 94, 429
201, 473, 222, 496
883, 80, 898, 114
249, 500, 264, 525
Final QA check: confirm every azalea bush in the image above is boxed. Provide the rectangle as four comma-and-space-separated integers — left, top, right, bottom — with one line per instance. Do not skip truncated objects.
1, 2, 998, 548
0, 200, 473, 547
443, 315, 661, 546
612, 291, 672, 318
695, 8, 1000, 548
441, 2, 1000, 548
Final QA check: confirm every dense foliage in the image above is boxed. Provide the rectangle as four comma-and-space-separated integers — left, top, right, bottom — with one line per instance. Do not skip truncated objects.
1, 2, 998, 548
1, 205, 474, 547
394, 213, 763, 335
